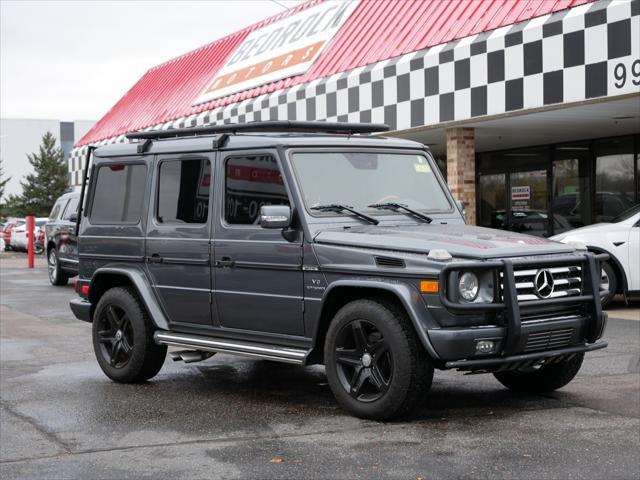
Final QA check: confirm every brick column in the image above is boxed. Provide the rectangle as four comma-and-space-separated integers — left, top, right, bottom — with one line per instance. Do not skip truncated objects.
446, 127, 476, 225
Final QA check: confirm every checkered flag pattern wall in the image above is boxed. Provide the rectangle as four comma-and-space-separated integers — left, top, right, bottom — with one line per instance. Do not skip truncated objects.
70, 0, 639, 185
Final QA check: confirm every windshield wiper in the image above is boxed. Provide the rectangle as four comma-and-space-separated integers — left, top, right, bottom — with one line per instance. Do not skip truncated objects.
367, 202, 432, 223
311, 204, 379, 225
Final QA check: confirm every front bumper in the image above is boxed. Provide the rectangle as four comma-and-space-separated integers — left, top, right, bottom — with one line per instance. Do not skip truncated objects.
432, 252, 608, 370
444, 340, 607, 371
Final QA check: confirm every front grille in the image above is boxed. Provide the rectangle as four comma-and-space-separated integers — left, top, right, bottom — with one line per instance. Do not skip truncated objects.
501, 266, 582, 302
524, 327, 574, 352
519, 305, 585, 323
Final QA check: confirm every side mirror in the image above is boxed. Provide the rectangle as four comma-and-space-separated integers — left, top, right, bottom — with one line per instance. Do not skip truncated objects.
259, 205, 291, 229
69, 212, 78, 223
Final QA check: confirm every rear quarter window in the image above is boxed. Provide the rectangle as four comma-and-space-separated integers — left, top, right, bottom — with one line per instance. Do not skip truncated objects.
61, 196, 79, 221
89, 164, 147, 224
48, 200, 66, 221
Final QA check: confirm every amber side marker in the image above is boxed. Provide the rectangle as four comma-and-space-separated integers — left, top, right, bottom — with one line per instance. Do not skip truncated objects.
419, 280, 439, 293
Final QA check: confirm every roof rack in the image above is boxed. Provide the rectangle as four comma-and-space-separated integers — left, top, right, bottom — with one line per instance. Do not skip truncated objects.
126, 120, 389, 140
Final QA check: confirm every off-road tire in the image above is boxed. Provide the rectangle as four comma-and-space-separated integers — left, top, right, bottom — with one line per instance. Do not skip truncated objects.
324, 299, 433, 420
92, 287, 166, 383
493, 353, 584, 393
600, 261, 617, 308
48, 248, 70, 286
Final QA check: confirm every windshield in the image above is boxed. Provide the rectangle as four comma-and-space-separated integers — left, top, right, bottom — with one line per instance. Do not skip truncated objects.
291, 152, 452, 215
610, 203, 640, 223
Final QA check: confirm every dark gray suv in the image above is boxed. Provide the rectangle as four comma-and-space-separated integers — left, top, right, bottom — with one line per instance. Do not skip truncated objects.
46, 191, 80, 285
70, 121, 608, 419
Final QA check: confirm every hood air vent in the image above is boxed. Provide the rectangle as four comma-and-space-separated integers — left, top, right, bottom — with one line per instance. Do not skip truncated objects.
375, 256, 406, 268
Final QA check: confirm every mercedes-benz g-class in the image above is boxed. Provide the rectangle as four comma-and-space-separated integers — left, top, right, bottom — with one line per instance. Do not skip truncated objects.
70, 121, 608, 419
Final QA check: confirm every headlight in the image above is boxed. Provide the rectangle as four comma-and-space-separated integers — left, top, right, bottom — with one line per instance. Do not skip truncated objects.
449, 270, 495, 304
458, 272, 479, 301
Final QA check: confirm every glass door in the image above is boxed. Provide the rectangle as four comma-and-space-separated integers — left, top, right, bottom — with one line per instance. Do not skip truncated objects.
552, 143, 591, 234
508, 169, 549, 237
479, 173, 506, 230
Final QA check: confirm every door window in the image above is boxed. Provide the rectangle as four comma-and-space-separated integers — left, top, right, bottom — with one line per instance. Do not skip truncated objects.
225, 155, 290, 225
156, 159, 211, 224
90, 164, 147, 224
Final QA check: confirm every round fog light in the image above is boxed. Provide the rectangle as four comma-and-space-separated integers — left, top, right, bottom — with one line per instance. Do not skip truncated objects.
458, 272, 479, 301
476, 340, 495, 354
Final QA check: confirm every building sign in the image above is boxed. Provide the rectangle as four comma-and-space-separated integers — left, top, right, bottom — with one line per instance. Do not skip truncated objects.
194, 1, 359, 105
511, 186, 530, 201
511, 186, 530, 208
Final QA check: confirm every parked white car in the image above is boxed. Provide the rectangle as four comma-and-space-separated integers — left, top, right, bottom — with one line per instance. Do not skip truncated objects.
10, 218, 47, 254
550, 204, 640, 306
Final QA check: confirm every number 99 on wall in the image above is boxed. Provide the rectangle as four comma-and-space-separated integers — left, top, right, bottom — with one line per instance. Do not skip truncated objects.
613, 59, 640, 89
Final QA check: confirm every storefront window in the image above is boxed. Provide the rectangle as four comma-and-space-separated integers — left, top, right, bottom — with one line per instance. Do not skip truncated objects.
478, 147, 549, 236
478, 135, 638, 235
552, 143, 591, 233
595, 137, 635, 222
479, 173, 505, 229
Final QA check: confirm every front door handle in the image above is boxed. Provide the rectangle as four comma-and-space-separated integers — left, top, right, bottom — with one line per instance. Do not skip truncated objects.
216, 257, 235, 268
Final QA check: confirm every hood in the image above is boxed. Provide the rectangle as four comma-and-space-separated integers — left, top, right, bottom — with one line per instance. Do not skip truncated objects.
314, 224, 575, 259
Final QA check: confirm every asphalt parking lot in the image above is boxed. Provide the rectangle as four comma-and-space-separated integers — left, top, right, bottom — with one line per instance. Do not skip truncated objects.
1, 252, 638, 479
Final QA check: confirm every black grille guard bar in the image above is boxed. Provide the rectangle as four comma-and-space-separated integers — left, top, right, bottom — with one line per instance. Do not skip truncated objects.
437, 252, 609, 355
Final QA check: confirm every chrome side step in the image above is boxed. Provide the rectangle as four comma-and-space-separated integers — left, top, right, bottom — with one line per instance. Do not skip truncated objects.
154, 331, 308, 365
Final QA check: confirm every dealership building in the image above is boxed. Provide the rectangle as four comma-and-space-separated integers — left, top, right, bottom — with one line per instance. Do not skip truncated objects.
71, 0, 639, 236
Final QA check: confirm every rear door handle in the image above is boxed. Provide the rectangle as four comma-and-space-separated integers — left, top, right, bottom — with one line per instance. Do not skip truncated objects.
216, 257, 235, 268
146, 254, 163, 264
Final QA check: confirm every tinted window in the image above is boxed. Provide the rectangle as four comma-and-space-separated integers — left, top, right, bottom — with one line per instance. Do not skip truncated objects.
48, 200, 66, 221
62, 196, 79, 221
157, 159, 211, 224
225, 155, 290, 225
90, 164, 147, 224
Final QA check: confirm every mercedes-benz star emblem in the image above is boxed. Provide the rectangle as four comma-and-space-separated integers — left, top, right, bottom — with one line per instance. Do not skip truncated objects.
534, 269, 555, 299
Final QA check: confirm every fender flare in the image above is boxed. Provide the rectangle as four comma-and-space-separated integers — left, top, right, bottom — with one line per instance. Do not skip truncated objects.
315, 279, 440, 360
89, 266, 169, 330
587, 245, 628, 295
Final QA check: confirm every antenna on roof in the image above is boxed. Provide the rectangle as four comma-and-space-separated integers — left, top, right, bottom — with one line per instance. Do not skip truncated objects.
125, 121, 390, 140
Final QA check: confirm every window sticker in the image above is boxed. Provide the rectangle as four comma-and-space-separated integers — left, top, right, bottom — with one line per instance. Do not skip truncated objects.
414, 163, 431, 173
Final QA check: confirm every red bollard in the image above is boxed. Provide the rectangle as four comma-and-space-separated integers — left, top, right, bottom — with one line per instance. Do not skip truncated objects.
27, 215, 34, 268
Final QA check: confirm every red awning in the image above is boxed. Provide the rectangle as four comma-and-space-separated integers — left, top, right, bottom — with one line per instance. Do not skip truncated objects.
77, 0, 592, 147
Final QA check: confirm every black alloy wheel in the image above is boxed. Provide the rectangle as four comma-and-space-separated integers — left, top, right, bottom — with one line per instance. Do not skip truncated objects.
324, 299, 433, 420
92, 287, 166, 383
96, 305, 135, 369
334, 319, 392, 402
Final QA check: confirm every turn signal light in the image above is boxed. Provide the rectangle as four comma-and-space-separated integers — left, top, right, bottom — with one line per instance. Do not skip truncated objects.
419, 280, 439, 293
